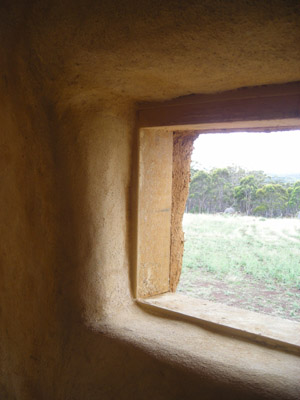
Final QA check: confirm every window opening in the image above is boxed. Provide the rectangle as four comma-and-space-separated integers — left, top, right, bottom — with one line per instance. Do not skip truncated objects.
177, 130, 300, 322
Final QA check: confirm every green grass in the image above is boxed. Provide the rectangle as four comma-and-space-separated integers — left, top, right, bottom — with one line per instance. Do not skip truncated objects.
181, 213, 300, 288
178, 213, 300, 320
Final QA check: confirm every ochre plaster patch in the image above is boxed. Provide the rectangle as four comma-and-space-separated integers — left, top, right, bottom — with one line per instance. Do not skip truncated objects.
1, 1, 300, 399
170, 131, 198, 291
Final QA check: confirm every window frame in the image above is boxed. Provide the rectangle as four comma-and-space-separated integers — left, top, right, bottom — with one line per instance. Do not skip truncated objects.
134, 82, 300, 354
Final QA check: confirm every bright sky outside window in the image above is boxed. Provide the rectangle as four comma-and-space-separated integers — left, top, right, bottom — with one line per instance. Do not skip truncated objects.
178, 130, 300, 322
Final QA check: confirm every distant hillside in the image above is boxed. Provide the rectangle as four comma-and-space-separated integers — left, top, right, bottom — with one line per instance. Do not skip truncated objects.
270, 173, 300, 183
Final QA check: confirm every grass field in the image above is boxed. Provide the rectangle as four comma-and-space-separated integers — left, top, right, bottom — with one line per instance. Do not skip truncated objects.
177, 213, 300, 321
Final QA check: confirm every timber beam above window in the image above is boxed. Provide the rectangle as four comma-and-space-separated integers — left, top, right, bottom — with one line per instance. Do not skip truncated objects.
137, 82, 300, 131
134, 82, 300, 355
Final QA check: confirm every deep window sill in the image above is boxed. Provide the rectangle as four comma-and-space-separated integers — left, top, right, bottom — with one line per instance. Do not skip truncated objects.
137, 292, 300, 355
102, 299, 300, 400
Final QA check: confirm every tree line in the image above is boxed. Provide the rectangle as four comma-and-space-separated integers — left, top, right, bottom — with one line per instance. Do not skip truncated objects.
186, 166, 300, 218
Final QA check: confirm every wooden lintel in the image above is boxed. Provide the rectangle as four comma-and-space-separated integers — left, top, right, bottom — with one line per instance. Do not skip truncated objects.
138, 82, 300, 130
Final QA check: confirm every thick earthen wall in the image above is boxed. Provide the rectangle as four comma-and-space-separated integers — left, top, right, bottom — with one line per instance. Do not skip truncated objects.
1, 1, 300, 399
170, 132, 198, 291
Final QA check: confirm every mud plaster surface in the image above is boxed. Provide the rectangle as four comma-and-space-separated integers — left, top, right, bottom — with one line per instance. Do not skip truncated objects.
1, 1, 300, 399
170, 132, 198, 291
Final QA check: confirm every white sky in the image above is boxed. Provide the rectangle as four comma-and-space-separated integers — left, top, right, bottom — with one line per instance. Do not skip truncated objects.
192, 130, 300, 175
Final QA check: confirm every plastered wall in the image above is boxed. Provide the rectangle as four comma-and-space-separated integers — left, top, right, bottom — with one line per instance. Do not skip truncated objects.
170, 132, 198, 291
1, 1, 300, 399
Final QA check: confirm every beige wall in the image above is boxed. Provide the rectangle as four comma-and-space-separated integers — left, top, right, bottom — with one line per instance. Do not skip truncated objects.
1, 1, 300, 399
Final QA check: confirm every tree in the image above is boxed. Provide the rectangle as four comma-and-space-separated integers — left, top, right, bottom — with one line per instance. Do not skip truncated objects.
187, 170, 211, 213
209, 168, 233, 213
234, 175, 258, 215
186, 166, 295, 218
287, 181, 300, 215
255, 184, 288, 217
